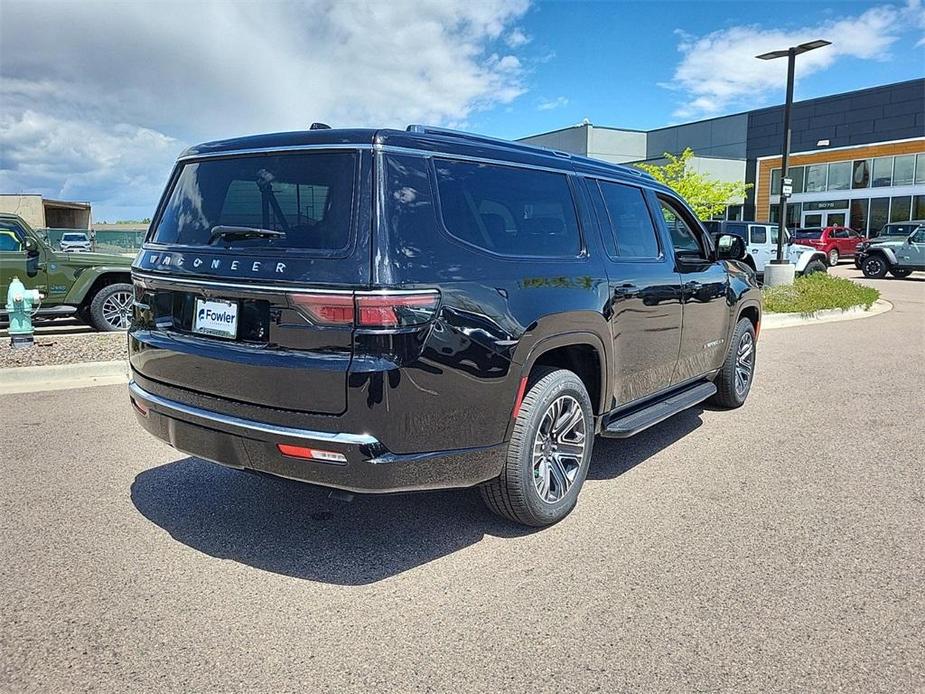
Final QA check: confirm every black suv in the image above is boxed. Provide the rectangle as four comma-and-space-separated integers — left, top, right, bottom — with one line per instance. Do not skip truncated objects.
129, 126, 760, 526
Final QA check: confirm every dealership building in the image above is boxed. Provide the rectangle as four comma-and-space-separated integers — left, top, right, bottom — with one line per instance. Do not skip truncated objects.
518, 78, 924, 234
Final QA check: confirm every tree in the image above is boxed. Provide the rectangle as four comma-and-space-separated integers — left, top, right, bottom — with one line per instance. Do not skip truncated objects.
636, 148, 752, 220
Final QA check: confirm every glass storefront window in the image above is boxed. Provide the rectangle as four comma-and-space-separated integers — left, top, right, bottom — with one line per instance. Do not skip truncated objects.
871, 157, 893, 187
890, 196, 911, 223
892, 155, 914, 186
852, 160, 870, 189
914, 195, 925, 220
850, 198, 869, 235
827, 162, 851, 190
786, 203, 801, 229
771, 169, 781, 196
916, 154, 925, 186
790, 166, 805, 194
805, 164, 827, 192
869, 198, 890, 236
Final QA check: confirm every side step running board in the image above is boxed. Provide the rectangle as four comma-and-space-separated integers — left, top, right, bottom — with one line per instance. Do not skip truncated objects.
601, 381, 717, 439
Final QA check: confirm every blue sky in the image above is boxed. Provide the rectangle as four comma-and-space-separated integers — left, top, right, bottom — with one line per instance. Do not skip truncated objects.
1, 0, 923, 221
477, 0, 925, 138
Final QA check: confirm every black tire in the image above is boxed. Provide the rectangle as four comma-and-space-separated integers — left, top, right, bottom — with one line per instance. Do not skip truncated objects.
827, 248, 840, 266
889, 268, 913, 278
802, 259, 827, 276
710, 318, 756, 409
861, 255, 888, 279
480, 367, 594, 527
88, 283, 133, 331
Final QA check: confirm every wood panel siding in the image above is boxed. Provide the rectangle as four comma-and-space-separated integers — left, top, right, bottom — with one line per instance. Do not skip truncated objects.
756, 139, 925, 219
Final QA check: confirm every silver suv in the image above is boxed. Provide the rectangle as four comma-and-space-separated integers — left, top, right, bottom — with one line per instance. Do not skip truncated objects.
859, 223, 925, 279
59, 232, 92, 252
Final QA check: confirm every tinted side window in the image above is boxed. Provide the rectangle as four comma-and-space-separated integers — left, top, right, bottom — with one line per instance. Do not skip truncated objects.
750, 225, 767, 244
0, 223, 25, 252
596, 181, 660, 258
433, 160, 580, 257
657, 197, 705, 258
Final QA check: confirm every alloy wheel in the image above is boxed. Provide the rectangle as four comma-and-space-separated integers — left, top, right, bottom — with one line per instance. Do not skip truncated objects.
532, 395, 587, 504
101, 291, 133, 330
734, 331, 754, 397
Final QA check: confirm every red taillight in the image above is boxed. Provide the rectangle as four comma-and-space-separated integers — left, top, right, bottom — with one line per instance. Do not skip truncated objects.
290, 293, 355, 325
356, 293, 439, 327
290, 291, 439, 328
277, 443, 347, 464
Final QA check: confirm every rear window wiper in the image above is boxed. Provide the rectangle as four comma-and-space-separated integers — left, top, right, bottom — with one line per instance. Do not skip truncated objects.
208, 225, 287, 245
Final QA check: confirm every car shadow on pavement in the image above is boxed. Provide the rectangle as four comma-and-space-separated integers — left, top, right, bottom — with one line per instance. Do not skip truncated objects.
131, 458, 532, 585
587, 406, 704, 480
130, 409, 703, 585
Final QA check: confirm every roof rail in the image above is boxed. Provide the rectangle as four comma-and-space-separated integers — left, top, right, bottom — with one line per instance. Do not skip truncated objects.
405, 124, 537, 149
406, 124, 654, 180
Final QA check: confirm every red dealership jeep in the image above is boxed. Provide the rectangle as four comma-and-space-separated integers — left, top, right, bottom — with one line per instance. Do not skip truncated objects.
790, 226, 863, 266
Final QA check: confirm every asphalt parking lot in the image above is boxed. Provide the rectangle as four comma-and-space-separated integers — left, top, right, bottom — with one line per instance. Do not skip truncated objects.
1, 267, 923, 692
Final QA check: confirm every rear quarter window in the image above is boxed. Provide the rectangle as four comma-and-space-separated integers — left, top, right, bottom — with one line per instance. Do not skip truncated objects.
433, 159, 581, 257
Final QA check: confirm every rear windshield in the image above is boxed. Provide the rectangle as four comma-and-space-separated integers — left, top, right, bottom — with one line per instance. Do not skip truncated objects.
793, 229, 822, 239
151, 152, 356, 251
62, 234, 87, 241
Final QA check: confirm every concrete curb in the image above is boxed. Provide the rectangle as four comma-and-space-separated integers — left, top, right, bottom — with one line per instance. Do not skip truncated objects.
762, 298, 893, 330
0, 360, 129, 395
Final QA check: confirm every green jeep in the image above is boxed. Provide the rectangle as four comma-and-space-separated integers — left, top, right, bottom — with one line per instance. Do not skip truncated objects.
0, 213, 135, 331
858, 222, 925, 279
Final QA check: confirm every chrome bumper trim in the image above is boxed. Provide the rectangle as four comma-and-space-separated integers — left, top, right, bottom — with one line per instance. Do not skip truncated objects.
128, 381, 379, 446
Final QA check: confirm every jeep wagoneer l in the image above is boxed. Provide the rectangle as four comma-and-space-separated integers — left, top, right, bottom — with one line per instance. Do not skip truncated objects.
129, 126, 760, 526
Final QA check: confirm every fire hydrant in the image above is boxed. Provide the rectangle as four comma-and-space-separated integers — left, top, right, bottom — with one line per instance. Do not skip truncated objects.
5, 276, 42, 349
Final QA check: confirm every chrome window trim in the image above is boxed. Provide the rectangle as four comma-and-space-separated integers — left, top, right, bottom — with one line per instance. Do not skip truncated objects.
129, 381, 379, 446
176, 143, 373, 162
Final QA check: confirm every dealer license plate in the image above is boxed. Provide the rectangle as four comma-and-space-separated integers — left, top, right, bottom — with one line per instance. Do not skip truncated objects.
193, 298, 238, 339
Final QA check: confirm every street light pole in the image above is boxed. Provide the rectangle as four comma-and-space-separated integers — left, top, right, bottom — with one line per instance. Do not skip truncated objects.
756, 39, 831, 284
775, 47, 796, 265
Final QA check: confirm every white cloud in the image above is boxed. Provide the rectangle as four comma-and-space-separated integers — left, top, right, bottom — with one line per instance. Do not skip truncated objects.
505, 28, 532, 48
0, 0, 530, 219
537, 96, 569, 111
666, 0, 925, 119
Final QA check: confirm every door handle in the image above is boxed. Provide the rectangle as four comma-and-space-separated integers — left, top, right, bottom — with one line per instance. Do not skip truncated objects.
613, 282, 637, 296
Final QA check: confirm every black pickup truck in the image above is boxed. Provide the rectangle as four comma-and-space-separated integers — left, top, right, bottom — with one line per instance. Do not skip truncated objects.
128, 125, 761, 526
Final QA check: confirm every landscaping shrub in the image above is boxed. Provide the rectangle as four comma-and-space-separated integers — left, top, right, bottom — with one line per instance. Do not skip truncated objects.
763, 273, 880, 314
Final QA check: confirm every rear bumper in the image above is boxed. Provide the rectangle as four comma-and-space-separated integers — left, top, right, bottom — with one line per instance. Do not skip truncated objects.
129, 381, 505, 493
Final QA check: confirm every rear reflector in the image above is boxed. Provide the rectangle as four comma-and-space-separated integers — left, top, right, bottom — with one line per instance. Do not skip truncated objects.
131, 397, 149, 417
290, 291, 439, 328
511, 376, 528, 419
277, 443, 347, 464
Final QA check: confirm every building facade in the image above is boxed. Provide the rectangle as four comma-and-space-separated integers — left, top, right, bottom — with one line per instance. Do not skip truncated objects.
0, 194, 92, 230
518, 79, 924, 234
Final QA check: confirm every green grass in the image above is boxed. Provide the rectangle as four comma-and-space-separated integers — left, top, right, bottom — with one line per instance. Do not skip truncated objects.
763, 272, 880, 314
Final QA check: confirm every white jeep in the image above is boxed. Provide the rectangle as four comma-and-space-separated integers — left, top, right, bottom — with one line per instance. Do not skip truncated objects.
704, 221, 828, 279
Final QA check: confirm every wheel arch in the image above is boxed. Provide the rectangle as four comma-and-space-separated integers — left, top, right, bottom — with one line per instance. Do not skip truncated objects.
865, 247, 897, 264
67, 270, 132, 307
517, 332, 609, 418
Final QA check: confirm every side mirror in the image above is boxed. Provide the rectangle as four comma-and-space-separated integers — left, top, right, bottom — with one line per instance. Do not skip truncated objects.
715, 234, 746, 261
23, 236, 38, 253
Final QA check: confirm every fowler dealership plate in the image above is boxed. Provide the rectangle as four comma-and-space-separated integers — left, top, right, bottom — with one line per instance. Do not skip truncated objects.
193, 298, 239, 339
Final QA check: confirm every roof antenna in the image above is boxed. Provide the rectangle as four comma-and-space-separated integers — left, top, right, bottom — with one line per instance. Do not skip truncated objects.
309, 122, 331, 130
